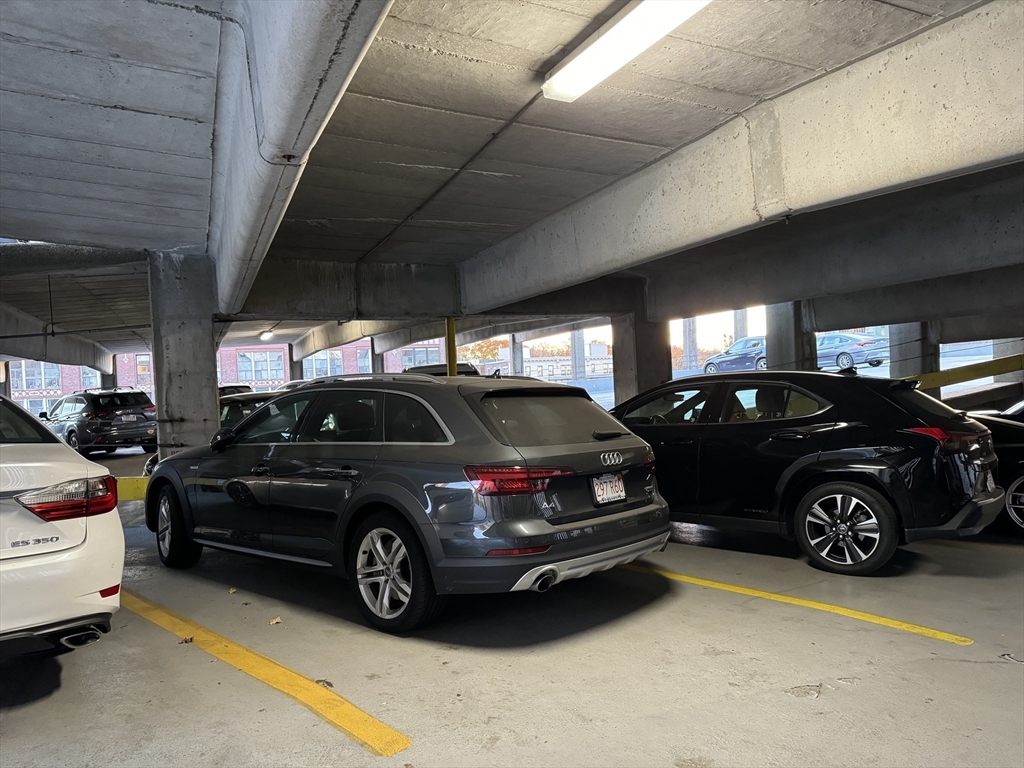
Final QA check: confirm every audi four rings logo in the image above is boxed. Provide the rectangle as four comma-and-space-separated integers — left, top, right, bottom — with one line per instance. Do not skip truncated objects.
600, 452, 623, 466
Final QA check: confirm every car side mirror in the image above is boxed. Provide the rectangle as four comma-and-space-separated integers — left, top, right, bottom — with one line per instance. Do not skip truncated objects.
210, 427, 235, 451
38, 411, 48, 420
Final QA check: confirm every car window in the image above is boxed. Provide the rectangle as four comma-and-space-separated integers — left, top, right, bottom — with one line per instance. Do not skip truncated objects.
621, 386, 714, 426
296, 390, 382, 443
234, 393, 315, 444
93, 392, 152, 408
785, 388, 823, 418
721, 384, 790, 423
48, 399, 65, 417
477, 391, 626, 447
384, 393, 447, 443
0, 400, 59, 444
68, 397, 86, 414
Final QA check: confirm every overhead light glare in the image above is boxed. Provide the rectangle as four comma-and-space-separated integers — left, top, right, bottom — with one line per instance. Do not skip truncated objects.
543, 0, 712, 103
259, 330, 274, 341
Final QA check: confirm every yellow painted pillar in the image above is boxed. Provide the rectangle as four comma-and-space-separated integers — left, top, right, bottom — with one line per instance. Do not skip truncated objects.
445, 317, 457, 377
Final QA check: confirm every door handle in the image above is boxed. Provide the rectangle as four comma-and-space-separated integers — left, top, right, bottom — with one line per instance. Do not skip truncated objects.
250, 464, 271, 476
665, 438, 694, 446
328, 469, 361, 478
770, 430, 809, 441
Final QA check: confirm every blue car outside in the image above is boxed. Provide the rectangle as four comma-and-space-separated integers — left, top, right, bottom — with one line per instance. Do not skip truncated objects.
703, 334, 888, 374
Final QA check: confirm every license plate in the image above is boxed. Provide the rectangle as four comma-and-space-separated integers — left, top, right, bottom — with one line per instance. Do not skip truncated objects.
122, 414, 138, 422
592, 473, 625, 505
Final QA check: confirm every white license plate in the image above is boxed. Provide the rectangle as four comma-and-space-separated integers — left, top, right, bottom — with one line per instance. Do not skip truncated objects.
122, 414, 138, 422
592, 473, 626, 505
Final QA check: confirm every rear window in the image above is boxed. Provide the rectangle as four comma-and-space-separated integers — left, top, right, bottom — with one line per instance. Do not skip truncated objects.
0, 400, 59, 444
890, 388, 962, 420
476, 392, 627, 447
92, 392, 153, 408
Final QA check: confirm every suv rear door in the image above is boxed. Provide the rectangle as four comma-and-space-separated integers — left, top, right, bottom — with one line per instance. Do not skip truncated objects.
470, 389, 655, 524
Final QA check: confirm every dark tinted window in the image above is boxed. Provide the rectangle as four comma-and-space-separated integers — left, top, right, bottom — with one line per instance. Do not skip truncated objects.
297, 390, 382, 443
384, 393, 447, 443
0, 400, 59, 444
890, 388, 963, 420
621, 386, 713, 426
234, 392, 315, 444
220, 401, 266, 428
721, 384, 790, 423
477, 392, 626, 447
92, 392, 152, 408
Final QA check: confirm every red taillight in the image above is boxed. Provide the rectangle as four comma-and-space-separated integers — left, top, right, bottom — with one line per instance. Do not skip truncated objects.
83, 410, 115, 419
100, 584, 120, 598
905, 427, 985, 453
485, 546, 551, 557
855, 341, 876, 347
16, 476, 118, 521
143, 406, 156, 415
640, 452, 655, 473
464, 466, 575, 496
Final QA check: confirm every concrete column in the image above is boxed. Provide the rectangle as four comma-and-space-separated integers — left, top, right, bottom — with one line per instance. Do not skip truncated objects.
149, 253, 220, 457
889, 322, 940, 396
288, 345, 304, 381
0, 362, 10, 399
511, 334, 525, 376
766, 301, 817, 371
611, 312, 672, 404
994, 338, 1024, 384
570, 329, 586, 381
734, 308, 748, 340
682, 317, 699, 371
371, 351, 385, 374
100, 370, 116, 390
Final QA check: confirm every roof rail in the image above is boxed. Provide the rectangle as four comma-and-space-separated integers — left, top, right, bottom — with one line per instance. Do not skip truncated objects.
302, 373, 442, 386
82, 386, 144, 393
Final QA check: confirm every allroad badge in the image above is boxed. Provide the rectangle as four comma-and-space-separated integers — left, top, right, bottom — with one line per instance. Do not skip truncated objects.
600, 451, 623, 467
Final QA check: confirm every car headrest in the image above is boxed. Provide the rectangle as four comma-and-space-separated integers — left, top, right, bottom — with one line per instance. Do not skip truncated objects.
755, 387, 785, 418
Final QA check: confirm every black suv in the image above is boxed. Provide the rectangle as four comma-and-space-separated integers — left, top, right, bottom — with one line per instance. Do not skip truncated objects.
40, 389, 157, 454
611, 371, 1004, 575
146, 375, 670, 632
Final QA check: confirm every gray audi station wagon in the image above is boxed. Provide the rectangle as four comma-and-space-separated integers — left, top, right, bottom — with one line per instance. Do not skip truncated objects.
146, 374, 670, 632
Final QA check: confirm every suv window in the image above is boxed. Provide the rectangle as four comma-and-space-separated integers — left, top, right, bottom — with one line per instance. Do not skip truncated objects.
621, 386, 714, 426
0, 400, 58, 443
234, 392, 315, 444
785, 388, 823, 418
384, 393, 447, 443
92, 392, 152, 408
297, 390, 382, 443
721, 384, 790, 423
477, 391, 626, 447
68, 397, 86, 414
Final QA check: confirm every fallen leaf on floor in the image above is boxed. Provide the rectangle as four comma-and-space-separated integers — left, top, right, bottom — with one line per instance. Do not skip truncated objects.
442, 661, 449, 665
999, 653, 1023, 664
228, 587, 237, 594
242, 601, 251, 606
269, 617, 282, 625
178, 636, 194, 645
837, 677, 859, 685
404, 763, 414, 768
786, 684, 822, 699
315, 679, 334, 689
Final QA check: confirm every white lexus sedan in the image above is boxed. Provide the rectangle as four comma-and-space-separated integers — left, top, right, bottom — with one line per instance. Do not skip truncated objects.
0, 396, 125, 658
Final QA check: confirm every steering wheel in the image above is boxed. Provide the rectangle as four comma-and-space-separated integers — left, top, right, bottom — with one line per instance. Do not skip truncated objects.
651, 413, 670, 425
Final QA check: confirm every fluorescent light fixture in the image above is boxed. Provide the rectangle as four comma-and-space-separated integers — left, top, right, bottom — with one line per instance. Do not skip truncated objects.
543, 0, 712, 103
259, 330, 274, 341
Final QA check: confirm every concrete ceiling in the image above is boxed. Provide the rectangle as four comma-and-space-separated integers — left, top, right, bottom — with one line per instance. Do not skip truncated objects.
269, 0, 981, 268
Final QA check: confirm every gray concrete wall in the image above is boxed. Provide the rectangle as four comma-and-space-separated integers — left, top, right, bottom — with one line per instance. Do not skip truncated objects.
766, 302, 816, 371
611, 313, 671, 404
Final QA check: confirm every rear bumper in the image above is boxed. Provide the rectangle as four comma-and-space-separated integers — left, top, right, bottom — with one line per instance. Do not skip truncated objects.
0, 613, 112, 660
904, 489, 1005, 542
81, 426, 157, 447
509, 532, 670, 591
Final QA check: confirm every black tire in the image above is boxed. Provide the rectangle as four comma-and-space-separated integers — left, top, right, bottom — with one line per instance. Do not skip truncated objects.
795, 482, 899, 575
1002, 471, 1024, 534
155, 486, 203, 569
66, 431, 83, 454
347, 510, 444, 633
755, 357, 767, 371
143, 446, 158, 454
837, 352, 855, 370
704, 362, 718, 374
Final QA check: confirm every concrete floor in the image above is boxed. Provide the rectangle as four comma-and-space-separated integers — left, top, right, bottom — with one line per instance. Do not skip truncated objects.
1, 505, 1022, 767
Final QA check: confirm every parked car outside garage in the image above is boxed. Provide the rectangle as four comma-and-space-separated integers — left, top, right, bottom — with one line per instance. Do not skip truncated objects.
39, 388, 157, 454
145, 375, 669, 632
702, 334, 889, 374
0, 397, 125, 659
611, 371, 1003, 575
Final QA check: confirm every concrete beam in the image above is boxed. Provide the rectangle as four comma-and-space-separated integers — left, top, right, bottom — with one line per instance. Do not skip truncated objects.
0, 301, 113, 373
939, 314, 1024, 345
515, 317, 612, 343
292, 319, 408, 362
459, 3, 1023, 314
212, 0, 392, 315
372, 315, 608, 354
488, 277, 646, 318
239, 259, 459, 320
0, 243, 147, 276
455, 317, 601, 347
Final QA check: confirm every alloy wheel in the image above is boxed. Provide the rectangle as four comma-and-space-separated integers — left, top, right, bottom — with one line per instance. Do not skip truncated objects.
804, 494, 881, 565
705, 363, 718, 374
157, 496, 172, 558
837, 352, 854, 369
68, 432, 79, 449
356, 528, 412, 620
1006, 476, 1024, 530
756, 358, 767, 371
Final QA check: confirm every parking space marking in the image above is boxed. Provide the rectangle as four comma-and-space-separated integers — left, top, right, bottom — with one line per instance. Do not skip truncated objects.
121, 590, 411, 757
626, 565, 974, 646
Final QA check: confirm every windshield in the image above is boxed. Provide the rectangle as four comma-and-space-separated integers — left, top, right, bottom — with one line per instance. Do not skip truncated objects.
0, 400, 59, 444
476, 392, 628, 447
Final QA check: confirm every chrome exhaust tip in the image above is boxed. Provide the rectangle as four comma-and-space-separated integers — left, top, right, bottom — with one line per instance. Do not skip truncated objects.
530, 570, 558, 593
60, 629, 102, 649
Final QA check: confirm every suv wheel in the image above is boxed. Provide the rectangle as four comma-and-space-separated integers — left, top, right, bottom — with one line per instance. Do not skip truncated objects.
837, 352, 855, 370
795, 482, 898, 575
156, 486, 203, 569
1004, 471, 1024, 532
704, 362, 718, 374
348, 511, 444, 633
755, 358, 767, 371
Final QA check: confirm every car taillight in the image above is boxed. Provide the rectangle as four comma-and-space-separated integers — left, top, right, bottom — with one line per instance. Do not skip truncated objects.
640, 452, 655, 474
83, 410, 115, 419
856, 341, 876, 347
905, 427, 986, 453
16, 476, 118, 521
486, 546, 551, 557
464, 466, 575, 496
100, 584, 120, 598
143, 406, 156, 415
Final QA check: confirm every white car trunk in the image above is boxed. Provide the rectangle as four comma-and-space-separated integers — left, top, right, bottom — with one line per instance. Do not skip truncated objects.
0, 444, 106, 561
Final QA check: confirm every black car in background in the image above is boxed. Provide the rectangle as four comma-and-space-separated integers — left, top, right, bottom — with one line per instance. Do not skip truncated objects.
611, 371, 1004, 575
40, 388, 157, 454
146, 375, 670, 632
970, 413, 1024, 532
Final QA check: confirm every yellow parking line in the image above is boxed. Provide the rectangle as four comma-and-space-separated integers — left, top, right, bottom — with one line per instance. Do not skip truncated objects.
121, 590, 411, 756
625, 565, 974, 646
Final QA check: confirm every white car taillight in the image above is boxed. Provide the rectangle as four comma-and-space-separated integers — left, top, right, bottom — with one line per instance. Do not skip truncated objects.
15, 476, 118, 521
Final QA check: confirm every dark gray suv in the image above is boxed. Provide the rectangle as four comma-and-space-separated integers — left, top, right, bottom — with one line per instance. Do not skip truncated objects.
41, 389, 157, 454
146, 375, 670, 632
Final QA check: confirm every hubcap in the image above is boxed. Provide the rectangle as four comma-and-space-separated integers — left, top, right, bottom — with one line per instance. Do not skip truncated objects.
1006, 476, 1024, 530
756, 359, 767, 370
838, 354, 853, 369
68, 434, 78, 448
805, 494, 880, 566
157, 497, 171, 557
356, 528, 412, 620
